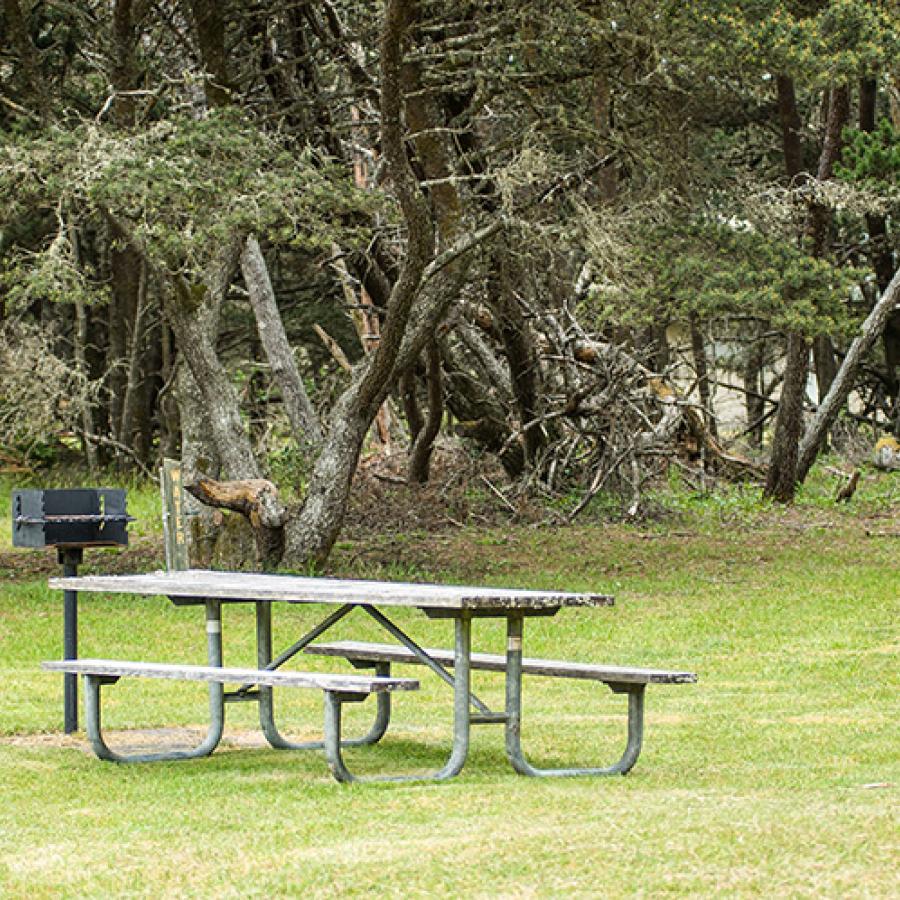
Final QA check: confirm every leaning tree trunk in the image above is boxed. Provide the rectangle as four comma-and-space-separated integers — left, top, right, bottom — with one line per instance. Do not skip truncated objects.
797, 266, 900, 482
240, 235, 323, 449
164, 238, 287, 568
166, 278, 260, 481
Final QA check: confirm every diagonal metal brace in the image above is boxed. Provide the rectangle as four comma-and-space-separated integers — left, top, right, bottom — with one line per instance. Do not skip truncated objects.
362, 606, 494, 717
235, 603, 356, 695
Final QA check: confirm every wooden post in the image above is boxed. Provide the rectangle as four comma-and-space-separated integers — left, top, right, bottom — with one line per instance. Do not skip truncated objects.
160, 458, 189, 571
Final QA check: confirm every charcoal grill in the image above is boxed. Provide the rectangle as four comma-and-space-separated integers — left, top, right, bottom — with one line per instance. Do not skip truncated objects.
12, 488, 133, 733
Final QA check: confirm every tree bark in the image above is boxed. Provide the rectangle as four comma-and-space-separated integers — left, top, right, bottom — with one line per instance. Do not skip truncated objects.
764, 333, 810, 501
859, 78, 900, 424
776, 76, 805, 181
67, 220, 98, 475
240, 235, 323, 449
743, 324, 767, 448
3, 0, 46, 119
117, 255, 148, 451
812, 335, 838, 402
805, 86, 850, 404
166, 267, 260, 481
401, 366, 424, 445
188, 0, 232, 107
407, 340, 442, 483
185, 475, 286, 568
495, 249, 545, 466
110, 0, 141, 126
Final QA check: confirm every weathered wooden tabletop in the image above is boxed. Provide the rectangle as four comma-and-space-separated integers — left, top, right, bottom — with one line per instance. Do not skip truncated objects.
49, 568, 613, 611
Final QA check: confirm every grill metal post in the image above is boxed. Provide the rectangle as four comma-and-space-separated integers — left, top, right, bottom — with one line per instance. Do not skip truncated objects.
12, 489, 131, 735
58, 547, 84, 734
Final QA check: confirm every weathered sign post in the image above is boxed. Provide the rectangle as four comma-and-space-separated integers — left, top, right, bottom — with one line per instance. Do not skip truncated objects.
160, 458, 189, 572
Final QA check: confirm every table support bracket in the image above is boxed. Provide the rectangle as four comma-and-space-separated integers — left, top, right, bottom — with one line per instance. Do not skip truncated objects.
82, 600, 225, 763
503, 613, 645, 777
254, 602, 390, 751
362, 606, 495, 717
324, 616, 472, 783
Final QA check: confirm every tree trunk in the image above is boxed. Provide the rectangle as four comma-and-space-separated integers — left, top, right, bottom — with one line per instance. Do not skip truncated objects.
812, 335, 838, 403
764, 333, 810, 501
66, 219, 98, 474
166, 278, 260, 481
3, 0, 46, 119
689, 312, 717, 440
776, 76, 805, 181
860, 78, 900, 427
284, 390, 375, 565
766, 83, 849, 500
407, 340, 442, 483
110, 0, 140, 126
240, 235, 323, 448
284, 0, 437, 566
495, 248, 545, 466
166, 243, 290, 569
400, 366, 424, 445
804, 87, 849, 406
106, 248, 133, 459
189, 0, 232, 107
117, 256, 149, 451
185, 476, 286, 568
797, 266, 900, 481
158, 323, 180, 459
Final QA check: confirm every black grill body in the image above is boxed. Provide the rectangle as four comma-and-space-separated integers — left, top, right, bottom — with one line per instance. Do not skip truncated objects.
12, 488, 130, 548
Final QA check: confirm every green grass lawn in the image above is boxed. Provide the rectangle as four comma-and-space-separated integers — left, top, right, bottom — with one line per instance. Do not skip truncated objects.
0, 475, 897, 897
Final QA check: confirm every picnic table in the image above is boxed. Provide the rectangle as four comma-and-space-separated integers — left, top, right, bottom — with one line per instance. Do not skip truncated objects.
45, 569, 696, 783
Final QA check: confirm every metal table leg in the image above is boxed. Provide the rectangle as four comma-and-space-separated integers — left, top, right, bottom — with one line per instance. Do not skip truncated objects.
82, 599, 226, 763
255, 601, 390, 750
324, 614, 473, 783
504, 612, 645, 777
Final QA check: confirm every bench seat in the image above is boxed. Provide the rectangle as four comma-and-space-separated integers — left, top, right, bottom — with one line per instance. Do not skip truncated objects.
304, 640, 697, 685
42, 658, 418, 772
42, 658, 419, 693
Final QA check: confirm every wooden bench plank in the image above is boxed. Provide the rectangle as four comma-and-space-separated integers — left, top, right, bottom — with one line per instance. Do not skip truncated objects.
42, 659, 419, 693
304, 641, 697, 685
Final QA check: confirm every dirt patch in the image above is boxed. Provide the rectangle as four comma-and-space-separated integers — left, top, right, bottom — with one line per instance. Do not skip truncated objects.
1, 726, 285, 753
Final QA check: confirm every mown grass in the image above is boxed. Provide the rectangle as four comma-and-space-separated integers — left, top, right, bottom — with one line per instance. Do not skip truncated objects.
0, 471, 897, 897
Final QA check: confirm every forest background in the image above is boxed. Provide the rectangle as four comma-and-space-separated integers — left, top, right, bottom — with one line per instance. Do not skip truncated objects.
1, 0, 899, 568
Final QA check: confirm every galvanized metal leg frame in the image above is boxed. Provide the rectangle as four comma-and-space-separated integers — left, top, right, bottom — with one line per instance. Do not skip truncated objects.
323, 615, 473, 783
253, 602, 391, 751
504, 613, 645, 777
82, 600, 225, 763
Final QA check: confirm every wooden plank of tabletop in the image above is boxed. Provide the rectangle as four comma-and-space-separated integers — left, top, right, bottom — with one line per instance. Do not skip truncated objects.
48, 569, 613, 610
